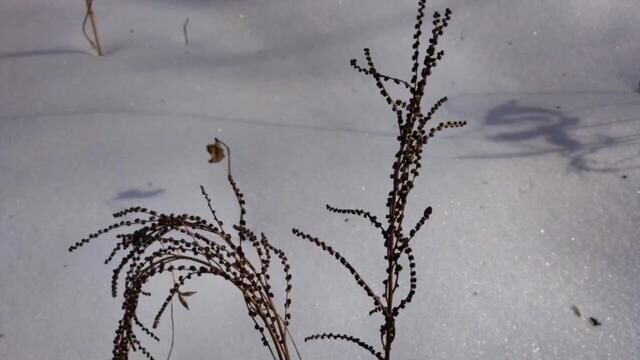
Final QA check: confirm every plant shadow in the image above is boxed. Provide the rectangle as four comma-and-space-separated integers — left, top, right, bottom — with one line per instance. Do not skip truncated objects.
463, 99, 640, 173
0, 108, 395, 137
125, 4, 414, 81
0, 48, 89, 60
111, 188, 165, 201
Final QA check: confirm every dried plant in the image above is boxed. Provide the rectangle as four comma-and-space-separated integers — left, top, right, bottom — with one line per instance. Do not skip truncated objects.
83, 0, 103, 56
291, 1, 465, 359
69, 139, 301, 360
70, 1, 465, 359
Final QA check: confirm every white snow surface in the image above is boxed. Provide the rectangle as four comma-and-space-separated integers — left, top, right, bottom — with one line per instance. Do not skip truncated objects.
1, 0, 639, 359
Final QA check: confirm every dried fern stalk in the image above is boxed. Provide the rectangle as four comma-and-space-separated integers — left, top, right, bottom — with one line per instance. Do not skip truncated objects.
291, 1, 466, 359
69, 139, 301, 360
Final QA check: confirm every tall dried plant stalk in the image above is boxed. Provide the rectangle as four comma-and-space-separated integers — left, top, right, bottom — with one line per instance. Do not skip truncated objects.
291, 1, 465, 359
69, 139, 301, 360
83, 0, 104, 56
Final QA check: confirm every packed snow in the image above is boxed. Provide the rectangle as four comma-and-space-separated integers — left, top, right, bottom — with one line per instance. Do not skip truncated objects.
1, 0, 639, 359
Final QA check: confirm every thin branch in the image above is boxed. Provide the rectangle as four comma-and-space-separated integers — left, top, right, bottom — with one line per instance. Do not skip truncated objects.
305, 332, 384, 360
82, 0, 103, 56
291, 228, 388, 316
325, 204, 384, 233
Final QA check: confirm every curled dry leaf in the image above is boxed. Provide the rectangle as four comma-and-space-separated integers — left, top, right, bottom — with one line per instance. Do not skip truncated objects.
206, 141, 225, 163
177, 290, 197, 310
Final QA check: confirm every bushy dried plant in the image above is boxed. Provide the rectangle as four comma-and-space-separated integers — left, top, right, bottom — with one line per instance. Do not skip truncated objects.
69, 139, 301, 360
70, 1, 465, 359
291, 1, 465, 359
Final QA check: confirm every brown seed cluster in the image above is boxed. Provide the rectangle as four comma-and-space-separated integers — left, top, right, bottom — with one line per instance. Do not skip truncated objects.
292, 1, 465, 359
69, 140, 298, 360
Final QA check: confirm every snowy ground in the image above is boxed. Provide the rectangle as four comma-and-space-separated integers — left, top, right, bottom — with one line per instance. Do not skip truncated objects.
1, 0, 639, 359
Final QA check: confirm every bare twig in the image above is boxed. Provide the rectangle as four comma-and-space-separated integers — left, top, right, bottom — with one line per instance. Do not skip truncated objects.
183, 18, 190, 47
83, 0, 104, 56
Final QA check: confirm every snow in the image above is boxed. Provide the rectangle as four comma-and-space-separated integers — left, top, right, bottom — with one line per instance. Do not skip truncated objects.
1, 0, 639, 359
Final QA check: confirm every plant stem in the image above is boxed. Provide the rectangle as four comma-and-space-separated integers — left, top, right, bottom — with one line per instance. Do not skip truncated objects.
85, 0, 103, 56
